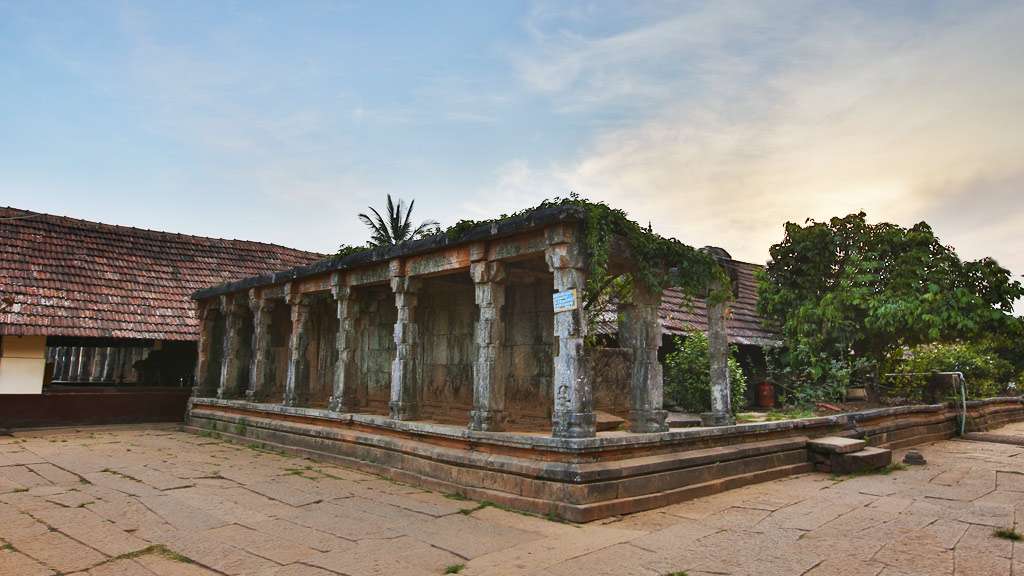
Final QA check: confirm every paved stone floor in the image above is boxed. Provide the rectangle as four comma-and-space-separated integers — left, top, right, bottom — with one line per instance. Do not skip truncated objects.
1, 425, 1023, 576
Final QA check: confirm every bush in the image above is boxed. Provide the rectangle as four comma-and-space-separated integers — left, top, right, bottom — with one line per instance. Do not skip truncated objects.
886, 342, 1015, 401
664, 333, 747, 413
763, 343, 872, 406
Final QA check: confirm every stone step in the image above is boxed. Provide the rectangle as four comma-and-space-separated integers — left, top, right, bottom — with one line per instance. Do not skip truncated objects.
595, 411, 625, 432
666, 413, 702, 428
826, 446, 893, 475
808, 436, 866, 454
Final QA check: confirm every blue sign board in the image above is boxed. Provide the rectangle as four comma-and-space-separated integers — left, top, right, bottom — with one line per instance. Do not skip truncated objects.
552, 289, 578, 313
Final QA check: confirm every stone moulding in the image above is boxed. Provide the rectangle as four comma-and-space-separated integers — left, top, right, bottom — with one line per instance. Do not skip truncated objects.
186, 396, 1024, 522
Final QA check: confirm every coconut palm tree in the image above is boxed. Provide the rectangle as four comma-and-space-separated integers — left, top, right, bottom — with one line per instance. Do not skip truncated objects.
358, 195, 439, 247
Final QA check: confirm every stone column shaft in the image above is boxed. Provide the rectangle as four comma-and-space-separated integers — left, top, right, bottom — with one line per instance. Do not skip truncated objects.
469, 261, 507, 431
702, 275, 735, 426
389, 274, 420, 420
546, 230, 596, 438
329, 282, 358, 412
284, 293, 312, 407
620, 286, 668, 433
247, 296, 276, 402
218, 296, 248, 399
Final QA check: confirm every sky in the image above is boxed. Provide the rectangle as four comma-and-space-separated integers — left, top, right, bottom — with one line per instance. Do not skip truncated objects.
2, 1, 1023, 307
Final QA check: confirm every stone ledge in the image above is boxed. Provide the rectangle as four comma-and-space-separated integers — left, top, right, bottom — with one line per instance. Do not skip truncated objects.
185, 396, 1024, 522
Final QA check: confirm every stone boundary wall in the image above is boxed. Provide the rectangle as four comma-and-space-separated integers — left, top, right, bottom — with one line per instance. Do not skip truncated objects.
185, 396, 1024, 522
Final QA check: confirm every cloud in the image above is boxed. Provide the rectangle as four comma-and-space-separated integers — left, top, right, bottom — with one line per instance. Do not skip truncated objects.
510, 1, 1024, 302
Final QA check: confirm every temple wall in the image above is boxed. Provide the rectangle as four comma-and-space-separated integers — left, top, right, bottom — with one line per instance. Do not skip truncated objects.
503, 279, 554, 427
269, 303, 291, 402
307, 296, 339, 407
355, 285, 396, 414
590, 347, 632, 418
418, 277, 475, 423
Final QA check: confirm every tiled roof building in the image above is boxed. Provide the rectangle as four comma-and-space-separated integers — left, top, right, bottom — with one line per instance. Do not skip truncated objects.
660, 260, 779, 346
0, 207, 324, 340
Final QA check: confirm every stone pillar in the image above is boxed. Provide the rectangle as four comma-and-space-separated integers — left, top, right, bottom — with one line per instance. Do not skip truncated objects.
329, 274, 358, 413
702, 275, 735, 426
545, 226, 595, 438
217, 295, 248, 399
469, 260, 507, 431
389, 262, 421, 420
193, 301, 220, 397
284, 289, 312, 407
620, 286, 668, 433
247, 292, 276, 402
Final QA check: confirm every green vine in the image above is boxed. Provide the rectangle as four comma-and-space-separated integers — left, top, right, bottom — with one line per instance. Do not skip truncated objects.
339, 194, 730, 311
439, 194, 731, 310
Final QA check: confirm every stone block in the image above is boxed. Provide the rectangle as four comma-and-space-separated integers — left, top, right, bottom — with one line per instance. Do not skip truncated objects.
808, 436, 867, 454
830, 447, 893, 475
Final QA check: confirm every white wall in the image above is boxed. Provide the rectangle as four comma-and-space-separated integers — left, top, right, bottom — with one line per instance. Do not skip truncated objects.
0, 335, 46, 394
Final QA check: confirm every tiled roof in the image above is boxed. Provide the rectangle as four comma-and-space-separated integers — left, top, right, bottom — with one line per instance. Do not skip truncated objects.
0, 207, 325, 341
660, 260, 779, 346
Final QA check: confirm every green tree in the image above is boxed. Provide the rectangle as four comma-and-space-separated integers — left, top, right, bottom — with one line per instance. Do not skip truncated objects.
757, 212, 1022, 398
358, 195, 439, 247
664, 332, 747, 413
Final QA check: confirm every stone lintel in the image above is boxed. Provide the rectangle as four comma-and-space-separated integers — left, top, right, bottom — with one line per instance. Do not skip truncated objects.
486, 231, 547, 262
405, 245, 471, 277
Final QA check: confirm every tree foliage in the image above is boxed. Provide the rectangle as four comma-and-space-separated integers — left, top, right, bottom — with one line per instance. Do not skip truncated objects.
758, 212, 1023, 396
664, 333, 747, 413
359, 194, 440, 247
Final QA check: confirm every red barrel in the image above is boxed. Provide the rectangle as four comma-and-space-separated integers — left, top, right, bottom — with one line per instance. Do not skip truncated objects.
758, 381, 775, 409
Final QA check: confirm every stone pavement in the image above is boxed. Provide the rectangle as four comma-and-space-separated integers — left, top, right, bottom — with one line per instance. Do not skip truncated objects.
1, 425, 1022, 576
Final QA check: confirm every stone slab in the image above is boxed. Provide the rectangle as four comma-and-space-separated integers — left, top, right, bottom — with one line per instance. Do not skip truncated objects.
808, 436, 866, 454
831, 447, 892, 475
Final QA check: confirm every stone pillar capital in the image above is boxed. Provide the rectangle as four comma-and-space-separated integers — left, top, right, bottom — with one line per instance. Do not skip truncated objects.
470, 261, 506, 285
389, 275, 421, 294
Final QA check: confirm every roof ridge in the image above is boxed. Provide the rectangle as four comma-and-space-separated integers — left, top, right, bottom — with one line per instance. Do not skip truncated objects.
0, 206, 327, 257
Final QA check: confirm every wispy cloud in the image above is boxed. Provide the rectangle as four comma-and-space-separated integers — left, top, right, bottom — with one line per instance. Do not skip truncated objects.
508, 0, 1024, 295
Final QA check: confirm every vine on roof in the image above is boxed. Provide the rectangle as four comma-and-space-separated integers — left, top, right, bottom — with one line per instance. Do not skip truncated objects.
338, 195, 729, 310
442, 194, 730, 310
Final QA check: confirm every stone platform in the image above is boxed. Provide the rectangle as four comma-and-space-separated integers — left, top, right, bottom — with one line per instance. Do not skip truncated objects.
186, 396, 1024, 522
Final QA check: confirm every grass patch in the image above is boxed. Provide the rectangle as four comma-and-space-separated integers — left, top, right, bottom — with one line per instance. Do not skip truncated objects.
457, 500, 570, 524
764, 407, 816, 421
994, 527, 1022, 541
444, 493, 470, 501
115, 544, 195, 564
101, 468, 142, 483
444, 564, 466, 574
1, 543, 13, 552
10, 487, 28, 493
662, 572, 689, 576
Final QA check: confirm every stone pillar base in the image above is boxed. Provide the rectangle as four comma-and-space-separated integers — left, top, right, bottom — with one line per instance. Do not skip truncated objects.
217, 388, 240, 400
283, 392, 308, 408
468, 409, 504, 432
389, 401, 419, 421
327, 395, 353, 413
552, 411, 597, 438
700, 411, 736, 427
629, 409, 669, 433
192, 385, 216, 399
245, 389, 270, 403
